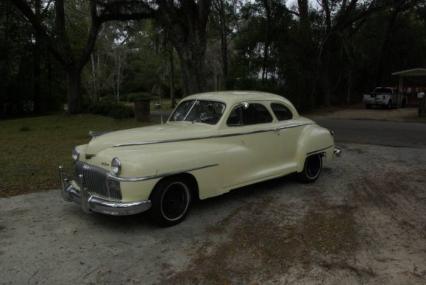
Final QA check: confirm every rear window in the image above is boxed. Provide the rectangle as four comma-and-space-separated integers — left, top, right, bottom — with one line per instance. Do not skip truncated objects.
227, 103, 273, 126
271, 103, 293, 121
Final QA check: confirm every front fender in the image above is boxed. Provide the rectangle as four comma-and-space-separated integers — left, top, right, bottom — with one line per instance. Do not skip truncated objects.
96, 140, 240, 199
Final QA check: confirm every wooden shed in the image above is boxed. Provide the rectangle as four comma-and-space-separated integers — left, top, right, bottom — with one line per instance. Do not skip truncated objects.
392, 68, 426, 106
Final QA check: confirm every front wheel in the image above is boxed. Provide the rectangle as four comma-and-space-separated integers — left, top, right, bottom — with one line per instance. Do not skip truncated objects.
298, 154, 323, 183
150, 177, 192, 227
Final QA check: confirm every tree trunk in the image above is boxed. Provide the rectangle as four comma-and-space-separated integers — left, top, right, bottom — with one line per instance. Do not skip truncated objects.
419, 96, 426, 117
346, 70, 352, 104
375, 5, 400, 85
261, 0, 272, 82
321, 45, 332, 106
297, 0, 316, 109
116, 51, 121, 102
175, 44, 209, 96
219, 0, 228, 87
66, 69, 82, 114
32, 0, 42, 114
90, 53, 98, 102
158, 0, 212, 96
11, 0, 106, 115
33, 35, 42, 114
169, 47, 176, 108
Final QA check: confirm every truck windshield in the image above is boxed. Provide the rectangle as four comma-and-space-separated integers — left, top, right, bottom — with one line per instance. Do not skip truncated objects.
169, 100, 226, 125
373, 88, 392, 94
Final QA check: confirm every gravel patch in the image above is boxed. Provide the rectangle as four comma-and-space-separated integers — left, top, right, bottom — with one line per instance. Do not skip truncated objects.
1, 143, 425, 284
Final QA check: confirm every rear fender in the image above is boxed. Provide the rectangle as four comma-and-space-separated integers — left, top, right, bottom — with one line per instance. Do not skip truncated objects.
295, 125, 334, 172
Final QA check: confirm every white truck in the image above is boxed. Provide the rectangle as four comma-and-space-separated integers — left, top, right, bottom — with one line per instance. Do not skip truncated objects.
363, 87, 407, 109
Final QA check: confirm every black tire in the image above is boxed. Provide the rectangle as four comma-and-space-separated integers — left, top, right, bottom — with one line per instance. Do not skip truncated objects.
298, 154, 322, 183
365, 104, 371, 109
150, 176, 192, 227
387, 100, 392, 109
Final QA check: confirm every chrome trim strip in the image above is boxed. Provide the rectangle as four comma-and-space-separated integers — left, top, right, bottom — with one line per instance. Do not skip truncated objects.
78, 173, 90, 213
59, 165, 72, 202
307, 145, 334, 156
275, 124, 311, 131
113, 123, 313, 147
88, 195, 151, 216
107, 163, 219, 182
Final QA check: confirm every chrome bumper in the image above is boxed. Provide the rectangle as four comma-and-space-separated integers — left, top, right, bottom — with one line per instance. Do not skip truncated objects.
58, 166, 151, 216
333, 147, 342, 157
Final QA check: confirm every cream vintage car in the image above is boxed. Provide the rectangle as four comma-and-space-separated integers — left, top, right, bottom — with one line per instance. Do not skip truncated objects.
59, 91, 341, 226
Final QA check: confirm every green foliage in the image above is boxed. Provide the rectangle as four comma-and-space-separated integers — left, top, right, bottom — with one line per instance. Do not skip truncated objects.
3, 0, 426, 117
86, 20, 182, 103
88, 98, 134, 119
228, 0, 426, 110
125, 92, 154, 102
18, 126, 31, 132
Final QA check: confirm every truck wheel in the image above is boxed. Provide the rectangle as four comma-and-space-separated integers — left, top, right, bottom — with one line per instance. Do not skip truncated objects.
150, 177, 192, 227
298, 154, 322, 183
387, 100, 392, 109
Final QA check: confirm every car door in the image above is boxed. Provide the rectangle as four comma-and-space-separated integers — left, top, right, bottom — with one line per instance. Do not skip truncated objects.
270, 102, 302, 173
220, 102, 284, 188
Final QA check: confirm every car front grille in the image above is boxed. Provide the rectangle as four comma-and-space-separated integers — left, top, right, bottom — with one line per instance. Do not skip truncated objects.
75, 161, 122, 200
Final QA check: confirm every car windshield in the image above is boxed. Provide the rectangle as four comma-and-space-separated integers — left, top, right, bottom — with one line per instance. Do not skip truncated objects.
169, 100, 226, 125
373, 88, 392, 94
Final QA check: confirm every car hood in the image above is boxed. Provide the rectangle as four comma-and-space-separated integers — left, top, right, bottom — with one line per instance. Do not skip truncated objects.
86, 122, 216, 155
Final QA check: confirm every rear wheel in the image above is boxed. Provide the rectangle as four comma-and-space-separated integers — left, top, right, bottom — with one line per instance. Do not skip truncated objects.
387, 100, 392, 109
150, 177, 192, 227
298, 154, 322, 183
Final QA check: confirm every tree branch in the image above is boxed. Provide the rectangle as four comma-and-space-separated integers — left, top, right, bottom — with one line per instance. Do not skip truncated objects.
77, 0, 102, 70
9, 0, 70, 66
96, 0, 156, 22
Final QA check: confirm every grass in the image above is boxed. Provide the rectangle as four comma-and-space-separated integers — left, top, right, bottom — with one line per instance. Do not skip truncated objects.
0, 114, 147, 198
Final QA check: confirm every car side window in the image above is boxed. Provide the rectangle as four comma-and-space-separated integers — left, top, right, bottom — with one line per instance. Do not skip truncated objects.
227, 103, 273, 126
271, 103, 293, 121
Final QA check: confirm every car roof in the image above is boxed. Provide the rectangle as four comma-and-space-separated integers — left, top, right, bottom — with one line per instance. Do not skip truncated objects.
374, 87, 395, 90
184, 90, 293, 106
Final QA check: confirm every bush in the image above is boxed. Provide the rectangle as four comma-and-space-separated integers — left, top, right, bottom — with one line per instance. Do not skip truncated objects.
19, 126, 31, 132
88, 99, 134, 119
126, 92, 154, 102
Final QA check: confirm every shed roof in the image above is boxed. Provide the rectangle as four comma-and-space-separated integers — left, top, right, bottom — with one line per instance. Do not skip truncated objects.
392, 68, 426, 77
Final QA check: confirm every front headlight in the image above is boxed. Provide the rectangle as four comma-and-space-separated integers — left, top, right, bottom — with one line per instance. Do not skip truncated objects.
72, 148, 80, 161
111, 157, 121, 175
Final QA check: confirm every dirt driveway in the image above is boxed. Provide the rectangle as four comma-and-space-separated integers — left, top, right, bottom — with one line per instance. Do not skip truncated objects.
309, 107, 422, 122
1, 143, 425, 284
